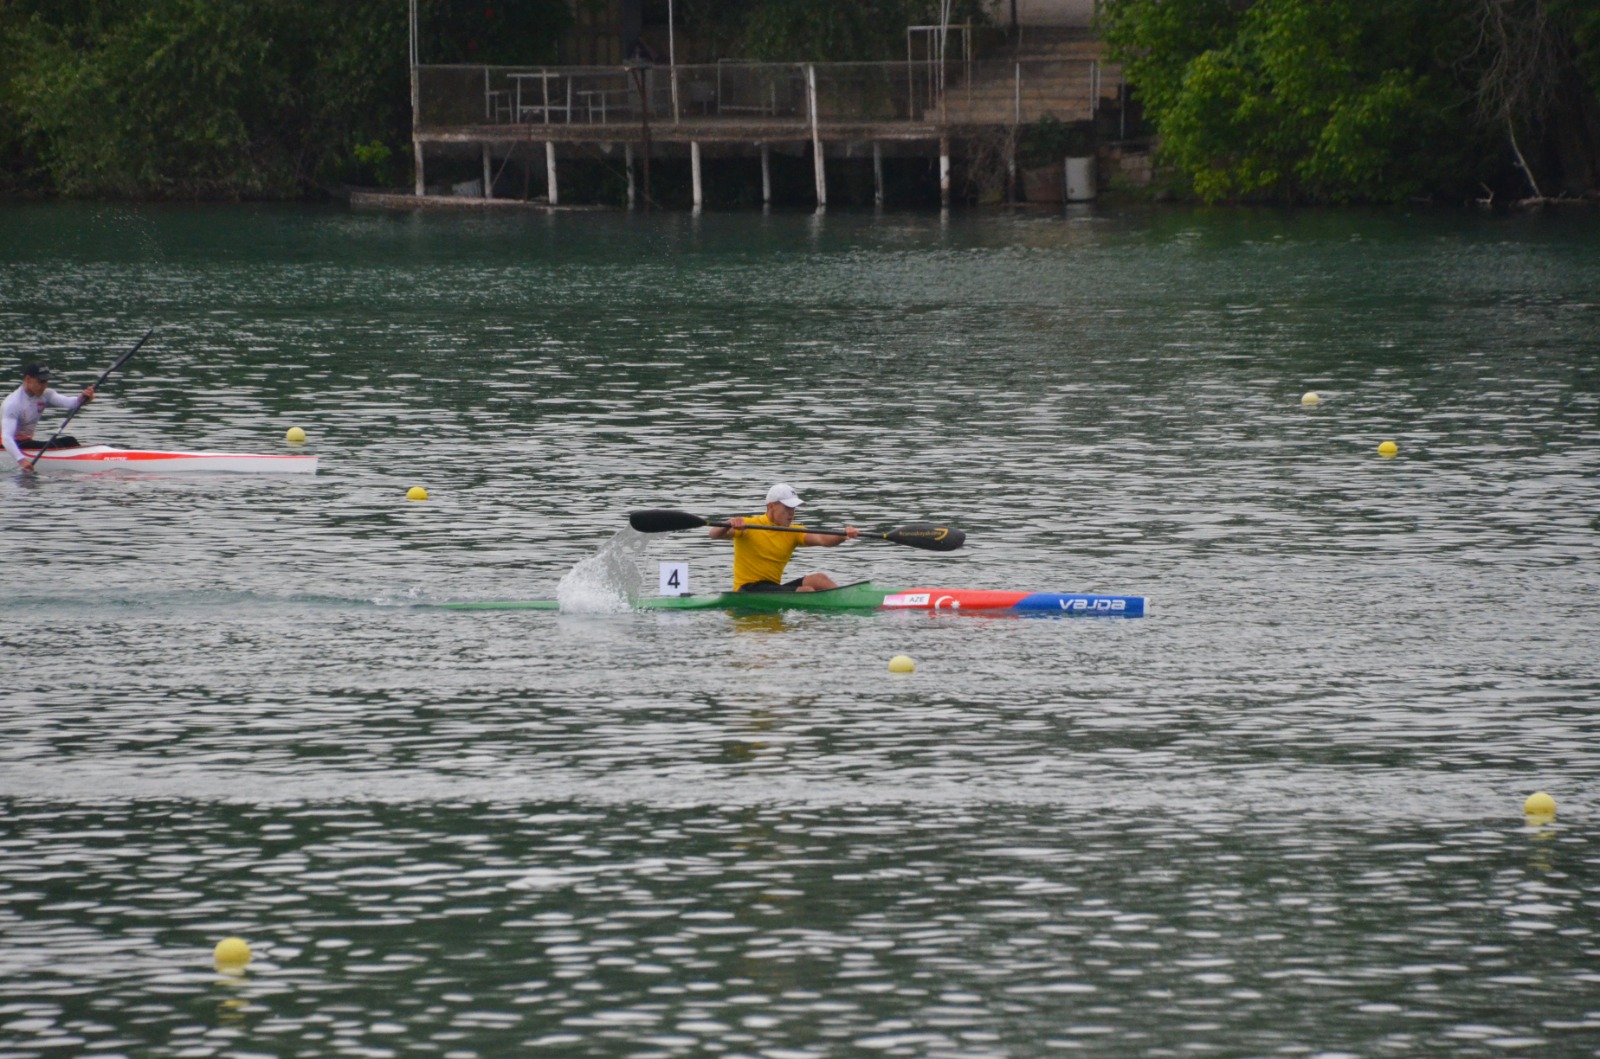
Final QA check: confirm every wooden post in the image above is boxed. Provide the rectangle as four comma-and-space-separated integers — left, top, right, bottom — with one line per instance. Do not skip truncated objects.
807, 66, 826, 208
691, 141, 703, 210
482, 144, 492, 199
630, 65, 653, 210
873, 142, 884, 207
409, 0, 423, 197
939, 136, 951, 208
546, 141, 558, 206
625, 142, 635, 209
761, 144, 772, 206
1010, 62, 1020, 204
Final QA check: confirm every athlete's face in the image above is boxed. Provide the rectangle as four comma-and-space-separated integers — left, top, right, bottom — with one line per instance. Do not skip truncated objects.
766, 501, 796, 526
22, 376, 46, 397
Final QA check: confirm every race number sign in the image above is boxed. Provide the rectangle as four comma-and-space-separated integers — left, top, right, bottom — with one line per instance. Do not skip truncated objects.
658, 562, 690, 596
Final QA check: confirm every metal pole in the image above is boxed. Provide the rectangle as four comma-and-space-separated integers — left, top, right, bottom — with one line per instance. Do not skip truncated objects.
907, 29, 914, 121
668, 0, 680, 124
938, 0, 952, 123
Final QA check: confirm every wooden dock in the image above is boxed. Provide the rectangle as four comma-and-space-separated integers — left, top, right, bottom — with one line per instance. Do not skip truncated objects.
406, 41, 1124, 208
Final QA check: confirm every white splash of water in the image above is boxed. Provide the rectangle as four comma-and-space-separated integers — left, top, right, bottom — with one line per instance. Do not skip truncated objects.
555, 528, 649, 613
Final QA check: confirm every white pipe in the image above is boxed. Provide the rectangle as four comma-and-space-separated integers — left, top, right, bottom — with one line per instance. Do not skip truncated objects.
691, 141, 702, 210
939, 136, 950, 208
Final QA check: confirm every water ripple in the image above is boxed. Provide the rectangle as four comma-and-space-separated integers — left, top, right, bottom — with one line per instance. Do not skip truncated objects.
2, 203, 1598, 1058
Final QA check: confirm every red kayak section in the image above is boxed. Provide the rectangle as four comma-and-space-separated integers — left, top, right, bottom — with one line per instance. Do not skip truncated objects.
881, 589, 1144, 616
882, 589, 1032, 610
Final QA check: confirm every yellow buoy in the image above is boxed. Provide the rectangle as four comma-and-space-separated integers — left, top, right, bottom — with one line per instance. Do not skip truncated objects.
888, 654, 915, 673
214, 937, 252, 968
285, 426, 307, 443
1377, 440, 1398, 457
1524, 791, 1556, 819
406, 486, 428, 501
1300, 392, 1320, 406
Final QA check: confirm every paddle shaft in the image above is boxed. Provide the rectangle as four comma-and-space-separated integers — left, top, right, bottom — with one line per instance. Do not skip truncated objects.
716, 518, 965, 551
26, 328, 152, 469
628, 509, 964, 551
708, 519, 849, 539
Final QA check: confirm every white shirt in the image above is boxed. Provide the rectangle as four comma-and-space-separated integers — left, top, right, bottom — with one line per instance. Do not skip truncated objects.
2, 384, 83, 463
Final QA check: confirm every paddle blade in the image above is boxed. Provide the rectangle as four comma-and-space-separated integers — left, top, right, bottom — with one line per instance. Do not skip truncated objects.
629, 509, 709, 533
883, 524, 965, 551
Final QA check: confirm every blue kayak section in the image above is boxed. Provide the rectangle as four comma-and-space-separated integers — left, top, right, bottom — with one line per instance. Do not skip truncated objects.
1011, 593, 1146, 618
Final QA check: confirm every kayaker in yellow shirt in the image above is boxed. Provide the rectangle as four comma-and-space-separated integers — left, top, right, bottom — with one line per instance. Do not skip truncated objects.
710, 483, 859, 592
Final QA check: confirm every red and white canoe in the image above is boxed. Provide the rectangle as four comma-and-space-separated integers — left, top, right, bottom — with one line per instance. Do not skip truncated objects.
13, 444, 318, 474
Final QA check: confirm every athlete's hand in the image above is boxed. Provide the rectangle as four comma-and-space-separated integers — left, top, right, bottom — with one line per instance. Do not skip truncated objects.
80, 385, 96, 404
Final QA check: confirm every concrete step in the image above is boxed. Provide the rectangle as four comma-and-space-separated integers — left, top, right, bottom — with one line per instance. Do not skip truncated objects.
943, 76, 1120, 107
939, 99, 1098, 123
1008, 26, 1105, 60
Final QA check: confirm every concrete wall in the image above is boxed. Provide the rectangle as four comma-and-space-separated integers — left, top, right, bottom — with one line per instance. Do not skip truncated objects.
1009, 0, 1094, 27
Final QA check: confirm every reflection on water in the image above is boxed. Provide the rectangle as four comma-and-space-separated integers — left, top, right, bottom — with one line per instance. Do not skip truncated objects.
1, 202, 1597, 1058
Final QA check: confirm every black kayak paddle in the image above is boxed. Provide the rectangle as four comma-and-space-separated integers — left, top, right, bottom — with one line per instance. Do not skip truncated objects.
628, 508, 965, 552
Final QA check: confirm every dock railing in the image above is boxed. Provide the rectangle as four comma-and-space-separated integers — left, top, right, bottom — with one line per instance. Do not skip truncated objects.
416, 59, 1119, 132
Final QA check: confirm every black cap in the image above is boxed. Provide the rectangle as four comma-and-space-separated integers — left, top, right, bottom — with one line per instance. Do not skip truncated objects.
23, 363, 50, 380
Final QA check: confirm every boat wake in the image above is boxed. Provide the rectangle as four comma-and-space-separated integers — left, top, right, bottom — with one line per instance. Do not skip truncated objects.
555, 528, 649, 613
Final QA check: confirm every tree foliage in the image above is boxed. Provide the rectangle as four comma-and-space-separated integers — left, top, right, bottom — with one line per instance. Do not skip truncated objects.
421, 0, 571, 65
0, 0, 566, 199
1102, 0, 1474, 203
1462, 0, 1600, 197
1102, 0, 1600, 203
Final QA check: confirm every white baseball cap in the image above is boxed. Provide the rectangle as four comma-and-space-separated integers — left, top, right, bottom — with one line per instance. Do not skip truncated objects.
765, 483, 804, 508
